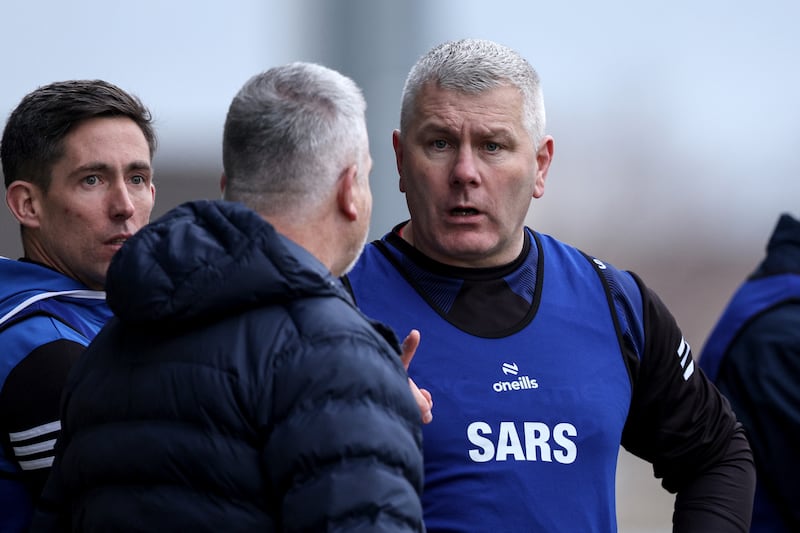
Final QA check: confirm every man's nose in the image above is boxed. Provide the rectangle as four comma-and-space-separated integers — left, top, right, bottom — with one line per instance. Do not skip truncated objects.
451, 146, 481, 187
108, 180, 135, 219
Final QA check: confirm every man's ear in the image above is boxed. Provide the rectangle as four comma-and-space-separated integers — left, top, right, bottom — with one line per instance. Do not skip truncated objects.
336, 164, 359, 221
533, 136, 554, 199
219, 173, 227, 198
6, 180, 41, 228
393, 130, 406, 193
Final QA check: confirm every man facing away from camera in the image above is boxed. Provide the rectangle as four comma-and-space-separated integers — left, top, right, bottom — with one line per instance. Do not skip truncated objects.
345, 38, 755, 532
31, 62, 427, 532
0, 79, 156, 532
700, 212, 800, 533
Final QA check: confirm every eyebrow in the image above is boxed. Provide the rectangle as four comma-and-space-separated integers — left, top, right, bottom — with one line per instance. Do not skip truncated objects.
72, 160, 152, 175
417, 120, 514, 139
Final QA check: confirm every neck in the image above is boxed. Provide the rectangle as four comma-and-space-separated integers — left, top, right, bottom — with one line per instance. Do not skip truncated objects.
266, 213, 341, 275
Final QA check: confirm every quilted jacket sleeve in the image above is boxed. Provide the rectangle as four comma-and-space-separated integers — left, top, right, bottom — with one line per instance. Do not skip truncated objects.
260, 316, 425, 532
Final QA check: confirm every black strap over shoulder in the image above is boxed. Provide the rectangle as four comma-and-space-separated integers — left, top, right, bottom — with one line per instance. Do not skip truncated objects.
581, 252, 636, 389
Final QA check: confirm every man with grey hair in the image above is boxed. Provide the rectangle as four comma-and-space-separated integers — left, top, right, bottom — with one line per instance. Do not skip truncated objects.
345, 38, 755, 532
32, 62, 426, 532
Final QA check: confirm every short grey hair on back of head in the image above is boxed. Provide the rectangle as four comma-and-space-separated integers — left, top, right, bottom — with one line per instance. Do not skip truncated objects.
222, 62, 368, 214
399, 39, 546, 146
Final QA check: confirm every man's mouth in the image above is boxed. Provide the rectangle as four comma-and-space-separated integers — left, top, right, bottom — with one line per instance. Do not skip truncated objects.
106, 235, 130, 246
451, 207, 479, 216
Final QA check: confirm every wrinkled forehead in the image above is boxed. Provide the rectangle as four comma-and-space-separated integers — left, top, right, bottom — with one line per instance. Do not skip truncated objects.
412, 83, 526, 127
405, 78, 525, 122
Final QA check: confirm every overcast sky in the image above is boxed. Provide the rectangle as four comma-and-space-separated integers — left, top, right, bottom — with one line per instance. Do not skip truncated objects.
3, 0, 797, 255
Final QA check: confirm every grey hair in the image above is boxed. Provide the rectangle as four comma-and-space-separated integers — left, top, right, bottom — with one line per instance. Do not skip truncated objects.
399, 39, 546, 145
222, 62, 368, 214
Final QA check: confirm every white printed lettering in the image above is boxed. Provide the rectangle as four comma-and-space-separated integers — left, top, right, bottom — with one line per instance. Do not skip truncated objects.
496, 422, 526, 461
467, 421, 578, 464
492, 376, 539, 393
467, 421, 495, 462
553, 423, 578, 464
523, 422, 551, 462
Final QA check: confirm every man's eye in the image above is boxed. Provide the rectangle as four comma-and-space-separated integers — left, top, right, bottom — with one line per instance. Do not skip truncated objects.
485, 142, 500, 152
83, 175, 99, 185
130, 175, 145, 185
433, 139, 448, 149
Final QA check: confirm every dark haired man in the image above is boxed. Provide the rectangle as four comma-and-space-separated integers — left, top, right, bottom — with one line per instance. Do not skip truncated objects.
0, 79, 156, 531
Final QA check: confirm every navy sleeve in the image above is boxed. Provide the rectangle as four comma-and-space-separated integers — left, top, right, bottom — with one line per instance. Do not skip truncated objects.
262, 330, 425, 532
614, 272, 755, 531
716, 303, 800, 529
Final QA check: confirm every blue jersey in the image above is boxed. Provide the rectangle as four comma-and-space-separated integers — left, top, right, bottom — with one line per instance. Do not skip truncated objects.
351, 231, 628, 530
346, 226, 746, 532
700, 273, 800, 381
699, 233, 800, 533
0, 257, 110, 532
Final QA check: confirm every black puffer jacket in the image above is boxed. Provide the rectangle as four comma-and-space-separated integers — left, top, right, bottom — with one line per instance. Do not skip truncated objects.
32, 200, 425, 532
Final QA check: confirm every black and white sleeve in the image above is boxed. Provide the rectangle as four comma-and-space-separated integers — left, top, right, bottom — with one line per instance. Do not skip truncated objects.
620, 273, 755, 532
0, 339, 85, 500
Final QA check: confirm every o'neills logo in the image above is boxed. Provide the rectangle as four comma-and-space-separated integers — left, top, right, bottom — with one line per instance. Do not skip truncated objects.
493, 362, 538, 392
493, 375, 539, 392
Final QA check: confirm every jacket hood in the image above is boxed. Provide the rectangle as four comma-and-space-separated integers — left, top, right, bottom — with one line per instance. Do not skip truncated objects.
106, 200, 345, 324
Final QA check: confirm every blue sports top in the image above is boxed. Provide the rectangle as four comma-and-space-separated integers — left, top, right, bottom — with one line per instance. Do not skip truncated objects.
345, 224, 749, 532
698, 213, 800, 533
699, 272, 800, 382
0, 257, 110, 532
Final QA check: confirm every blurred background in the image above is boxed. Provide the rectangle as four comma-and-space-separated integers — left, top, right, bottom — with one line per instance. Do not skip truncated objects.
2, 1, 798, 531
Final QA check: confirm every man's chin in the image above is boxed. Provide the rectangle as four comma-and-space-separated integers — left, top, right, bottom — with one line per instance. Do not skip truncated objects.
82, 263, 111, 291
435, 237, 514, 268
